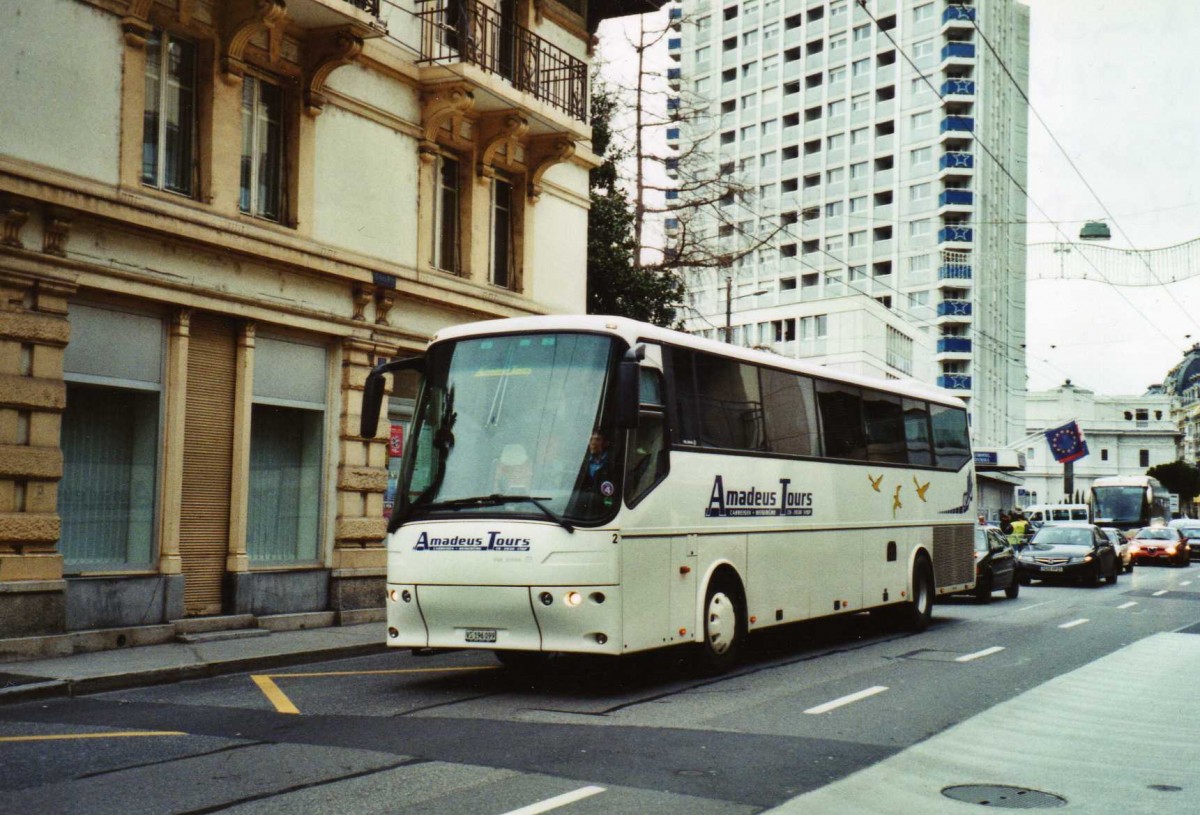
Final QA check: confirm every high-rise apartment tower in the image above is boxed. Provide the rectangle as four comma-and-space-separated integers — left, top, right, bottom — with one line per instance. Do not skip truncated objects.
668, 0, 1029, 446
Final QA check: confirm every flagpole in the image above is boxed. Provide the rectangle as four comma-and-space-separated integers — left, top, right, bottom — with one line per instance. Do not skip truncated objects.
1064, 460, 1074, 502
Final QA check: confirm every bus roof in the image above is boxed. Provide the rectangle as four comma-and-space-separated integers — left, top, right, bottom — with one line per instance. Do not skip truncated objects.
1092, 475, 1162, 488
429, 314, 967, 409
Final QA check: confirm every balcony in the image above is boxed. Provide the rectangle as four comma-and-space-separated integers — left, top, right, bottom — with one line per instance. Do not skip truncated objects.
939, 188, 974, 207
941, 78, 975, 97
943, 5, 977, 25
939, 225, 973, 244
938, 262, 973, 281
417, 0, 589, 124
939, 151, 975, 172
938, 374, 972, 391
937, 299, 973, 318
941, 115, 975, 134
937, 337, 973, 354
941, 42, 977, 62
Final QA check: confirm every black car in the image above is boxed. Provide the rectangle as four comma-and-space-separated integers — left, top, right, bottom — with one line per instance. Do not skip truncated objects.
1016, 523, 1119, 586
1168, 520, 1200, 559
968, 526, 1019, 602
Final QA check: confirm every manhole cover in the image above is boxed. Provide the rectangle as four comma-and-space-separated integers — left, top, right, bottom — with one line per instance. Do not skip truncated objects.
942, 784, 1066, 809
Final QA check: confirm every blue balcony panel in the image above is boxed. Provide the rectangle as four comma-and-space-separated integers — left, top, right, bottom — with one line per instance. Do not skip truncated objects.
943, 6, 977, 23
941, 42, 976, 60
941, 79, 975, 96
938, 337, 973, 354
938, 264, 973, 280
938, 374, 973, 391
939, 226, 974, 243
666, 127, 681, 140
667, 67, 681, 80
669, 7, 683, 20
941, 115, 975, 133
668, 38, 682, 50
940, 151, 975, 170
939, 189, 974, 207
937, 300, 973, 317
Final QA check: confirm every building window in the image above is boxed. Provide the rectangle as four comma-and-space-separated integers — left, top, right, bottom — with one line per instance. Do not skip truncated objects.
240, 76, 285, 221
142, 30, 197, 196
909, 146, 932, 166
910, 111, 934, 130
248, 336, 326, 563
490, 176, 515, 288
853, 24, 871, 42
913, 2, 935, 23
1139, 449, 1150, 468
1101, 448, 1109, 461
59, 304, 164, 571
909, 182, 932, 203
909, 218, 932, 238
433, 155, 461, 273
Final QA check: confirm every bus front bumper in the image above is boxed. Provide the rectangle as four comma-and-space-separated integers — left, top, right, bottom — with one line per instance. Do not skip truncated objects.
386, 583, 624, 656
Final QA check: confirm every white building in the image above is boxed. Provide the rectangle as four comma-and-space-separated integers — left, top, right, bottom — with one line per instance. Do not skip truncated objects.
1019, 382, 1180, 507
669, 0, 1030, 447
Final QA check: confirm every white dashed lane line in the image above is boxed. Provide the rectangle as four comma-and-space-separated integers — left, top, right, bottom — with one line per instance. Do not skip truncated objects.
500, 786, 606, 815
1118, 601, 1138, 609
804, 686, 889, 715
1059, 619, 1090, 629
956, 646, 1005, 663
1153, 590, 1169, 597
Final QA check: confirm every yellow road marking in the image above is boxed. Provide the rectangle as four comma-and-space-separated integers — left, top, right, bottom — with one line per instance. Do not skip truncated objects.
251, 665, 500, 715
0, 731, 186, 743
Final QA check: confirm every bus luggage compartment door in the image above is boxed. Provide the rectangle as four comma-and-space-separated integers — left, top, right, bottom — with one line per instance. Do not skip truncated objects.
417, 585, 542, 651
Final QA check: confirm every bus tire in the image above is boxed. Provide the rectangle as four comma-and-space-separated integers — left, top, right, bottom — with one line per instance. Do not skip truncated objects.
697, 576, 744, 674
900, 554, 934, 632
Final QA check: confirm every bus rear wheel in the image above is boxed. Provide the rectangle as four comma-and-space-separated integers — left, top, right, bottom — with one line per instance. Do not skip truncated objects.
697, 577, 744, 674
900, 554, 934, 632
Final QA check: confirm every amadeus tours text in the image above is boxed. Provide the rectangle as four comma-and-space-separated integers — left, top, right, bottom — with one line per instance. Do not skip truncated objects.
705, 475, 814, 518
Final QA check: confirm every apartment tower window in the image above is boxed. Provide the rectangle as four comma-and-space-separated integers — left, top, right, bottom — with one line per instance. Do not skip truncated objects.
490, 177, 514, 288
434, 155, 461, 273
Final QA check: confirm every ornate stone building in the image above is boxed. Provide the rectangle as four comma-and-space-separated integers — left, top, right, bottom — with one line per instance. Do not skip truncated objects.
0, 0, 657, 643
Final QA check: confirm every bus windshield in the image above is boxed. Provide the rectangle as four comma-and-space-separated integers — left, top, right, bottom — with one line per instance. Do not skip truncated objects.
395, 332, 622, 529
1092, 487, 1145, 524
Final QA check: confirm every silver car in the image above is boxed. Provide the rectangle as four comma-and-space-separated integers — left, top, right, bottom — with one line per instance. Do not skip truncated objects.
1100, 527, 1132, 572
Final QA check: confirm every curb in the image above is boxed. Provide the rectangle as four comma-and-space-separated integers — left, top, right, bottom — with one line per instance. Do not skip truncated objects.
0, 642, 388, 706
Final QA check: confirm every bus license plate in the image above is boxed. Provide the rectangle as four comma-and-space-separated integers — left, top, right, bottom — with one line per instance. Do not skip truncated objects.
465, 629, 497, 643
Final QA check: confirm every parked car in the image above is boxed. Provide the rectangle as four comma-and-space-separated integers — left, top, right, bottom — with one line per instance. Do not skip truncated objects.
1168, 519, 1200, 559
1100, 526, 1132, 572
967, 526, 1019, 602
1015, 523, 1119, 586
1128, 526, 1190, 567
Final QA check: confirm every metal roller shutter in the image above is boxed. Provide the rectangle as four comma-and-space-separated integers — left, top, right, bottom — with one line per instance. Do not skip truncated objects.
180, 314, 235, 616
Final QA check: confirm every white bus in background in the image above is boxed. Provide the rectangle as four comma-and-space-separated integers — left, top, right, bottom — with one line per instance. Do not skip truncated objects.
361, 316, 977, 672
1091, 475, 1171, 533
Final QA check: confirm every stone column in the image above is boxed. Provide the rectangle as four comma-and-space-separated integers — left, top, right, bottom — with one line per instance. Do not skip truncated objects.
0, 266, 74, 637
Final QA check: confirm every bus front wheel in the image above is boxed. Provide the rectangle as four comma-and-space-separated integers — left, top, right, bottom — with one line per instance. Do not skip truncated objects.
697, 577, 745, 674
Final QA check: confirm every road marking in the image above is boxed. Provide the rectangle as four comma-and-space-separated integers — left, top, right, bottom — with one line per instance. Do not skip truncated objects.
251, 665, 500, 715
1181, 581, 1192, 586
956, 646, 1005, 663
1059, 619, 1089, 629
500, 786, 606, 815
805, 686, 888, 714
0, 731, 186, 743
1118, 601, 1138, 609
1014, 600, 1053, 613
1153, 590, 1169, 597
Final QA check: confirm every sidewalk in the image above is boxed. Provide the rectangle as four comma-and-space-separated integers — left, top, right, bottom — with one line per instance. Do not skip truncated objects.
0, 620, 386, 705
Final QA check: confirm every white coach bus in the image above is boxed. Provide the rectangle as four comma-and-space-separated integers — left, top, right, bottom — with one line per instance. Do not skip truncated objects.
360, 316, 976, 671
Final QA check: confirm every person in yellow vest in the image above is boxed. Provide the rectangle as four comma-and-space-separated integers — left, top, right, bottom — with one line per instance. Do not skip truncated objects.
1009, 512, 1029, 548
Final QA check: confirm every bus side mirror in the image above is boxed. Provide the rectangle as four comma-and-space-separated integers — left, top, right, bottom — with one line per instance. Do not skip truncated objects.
615, 345, 646, 430
359, 356, 426, 439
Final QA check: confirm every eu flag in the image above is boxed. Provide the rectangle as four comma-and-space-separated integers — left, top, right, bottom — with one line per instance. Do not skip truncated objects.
1044, 421, 1088, 464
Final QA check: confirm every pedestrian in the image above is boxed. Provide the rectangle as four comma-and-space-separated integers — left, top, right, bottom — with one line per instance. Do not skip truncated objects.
1009, 512, 1029, 547
999, 512, 1013, 535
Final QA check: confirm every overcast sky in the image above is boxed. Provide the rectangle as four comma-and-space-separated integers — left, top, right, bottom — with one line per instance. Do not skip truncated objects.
1024, 0, 1200, 395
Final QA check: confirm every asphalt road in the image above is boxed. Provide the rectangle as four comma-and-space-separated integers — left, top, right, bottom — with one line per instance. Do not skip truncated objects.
3, 562, 1200, 815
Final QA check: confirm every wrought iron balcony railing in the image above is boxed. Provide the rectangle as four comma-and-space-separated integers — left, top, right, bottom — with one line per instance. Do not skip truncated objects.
417, 0, 588, 123
346, 0, 380, 14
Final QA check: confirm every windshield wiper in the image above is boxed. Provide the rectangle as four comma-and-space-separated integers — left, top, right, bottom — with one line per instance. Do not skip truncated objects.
416, 494, 575, 533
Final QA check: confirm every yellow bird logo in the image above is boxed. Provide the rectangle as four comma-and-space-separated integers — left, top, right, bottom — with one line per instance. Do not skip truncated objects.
892, 485, 903, 516
913, 477, 930, 502
868, 474, 883, 492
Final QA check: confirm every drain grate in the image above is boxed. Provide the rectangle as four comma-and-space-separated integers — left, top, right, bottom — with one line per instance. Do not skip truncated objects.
942, 784, 1066, 809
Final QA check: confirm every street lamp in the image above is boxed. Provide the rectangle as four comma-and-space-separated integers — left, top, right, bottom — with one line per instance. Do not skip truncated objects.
723, 275, 768, 344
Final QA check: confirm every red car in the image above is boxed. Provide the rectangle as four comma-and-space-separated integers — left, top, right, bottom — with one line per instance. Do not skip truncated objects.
1128, 526, 1189, 567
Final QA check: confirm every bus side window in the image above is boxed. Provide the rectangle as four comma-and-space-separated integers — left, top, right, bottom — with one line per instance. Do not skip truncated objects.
626, 369, 669, 506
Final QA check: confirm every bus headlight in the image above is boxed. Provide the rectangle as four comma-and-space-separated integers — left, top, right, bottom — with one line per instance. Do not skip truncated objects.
565, 591, 583, 607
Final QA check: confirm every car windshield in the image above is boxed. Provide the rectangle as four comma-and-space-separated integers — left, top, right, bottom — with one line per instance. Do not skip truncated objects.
1178, 527, 1200, 537
973, 528, 989, 552
1137, 528, 1174, 540
1032, 527, 1093, 546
